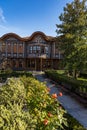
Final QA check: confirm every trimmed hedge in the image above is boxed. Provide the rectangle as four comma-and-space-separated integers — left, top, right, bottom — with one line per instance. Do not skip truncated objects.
80, 72, 87, 78
45, 70, 87, 99
0, 70, 32, 82
64, 113, 86, 130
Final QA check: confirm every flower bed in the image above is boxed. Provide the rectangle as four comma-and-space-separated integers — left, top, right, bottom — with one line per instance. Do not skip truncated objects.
0, 76, 67, 130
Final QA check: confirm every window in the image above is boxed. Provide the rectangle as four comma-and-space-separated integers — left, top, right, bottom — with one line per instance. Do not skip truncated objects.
13, 43, 17, 53
29, 46, 33, 53
2, 42, 5, 46
13, 53, 17, 57
33, 46, 37, 53
2, 53, 6, 56
19, 43, 23, 46
19, 61, 22, 68
36, 46, 40, 53
14, 43, 17, 45
8, 53, 11, 56
13, 60, 16, 67
7, 43, 11, 53
28, 61, 30, 67
45, 46, 48, 54
31, 60, 35, 67
37, 46, 40, 50
41, 46, 44, 54
19, 53, 23, 57
34, 36, 46, 44
2, 43, 6, 52
8, 43, 11, 45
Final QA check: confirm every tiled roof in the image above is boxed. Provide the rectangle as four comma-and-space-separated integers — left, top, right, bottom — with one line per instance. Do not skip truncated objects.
0, 31, 55, 42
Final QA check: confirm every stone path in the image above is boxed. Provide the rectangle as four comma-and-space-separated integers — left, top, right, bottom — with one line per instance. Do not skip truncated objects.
34, 72, 87, 129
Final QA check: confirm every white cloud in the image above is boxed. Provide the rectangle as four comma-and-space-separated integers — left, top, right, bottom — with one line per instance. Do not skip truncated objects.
0, 7, 6, 23
0, 24, 22, 37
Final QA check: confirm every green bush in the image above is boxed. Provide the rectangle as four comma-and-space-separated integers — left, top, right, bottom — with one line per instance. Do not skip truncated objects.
0, 76, 67, 130
45, 70, 87, 98
0, 71, 32, 82
64, 113, 86, 130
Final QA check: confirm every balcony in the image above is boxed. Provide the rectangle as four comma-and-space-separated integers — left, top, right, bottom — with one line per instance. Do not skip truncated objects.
27, 53, 49, 58
53, 54, 63, 59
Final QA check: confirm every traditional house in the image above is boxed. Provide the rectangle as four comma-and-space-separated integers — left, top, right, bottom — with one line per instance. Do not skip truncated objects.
0, 31, 63, 71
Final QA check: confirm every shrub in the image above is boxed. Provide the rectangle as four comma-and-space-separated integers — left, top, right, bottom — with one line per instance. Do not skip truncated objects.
45, 70, 87, 99
64, 113, 86, 130
0, 76, 67, 130
0, 71, 32, 82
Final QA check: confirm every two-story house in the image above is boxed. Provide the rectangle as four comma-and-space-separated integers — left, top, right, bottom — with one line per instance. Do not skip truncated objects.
0, 31, 63, 71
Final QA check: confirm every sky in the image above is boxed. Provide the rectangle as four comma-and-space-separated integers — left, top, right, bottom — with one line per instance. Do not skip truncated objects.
0, 0, 74, 37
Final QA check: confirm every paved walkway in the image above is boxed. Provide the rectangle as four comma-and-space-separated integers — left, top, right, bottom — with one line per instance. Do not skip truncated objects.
34, 72, 87, 129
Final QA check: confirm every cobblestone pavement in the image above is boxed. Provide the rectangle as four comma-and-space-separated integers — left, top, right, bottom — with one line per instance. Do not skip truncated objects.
34, 73, 87, 129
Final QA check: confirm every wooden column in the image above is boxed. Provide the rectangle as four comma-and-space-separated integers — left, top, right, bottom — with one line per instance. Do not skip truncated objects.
59, 51, 60, 59
11, 42, 13, 57
6, 42, 7, 58
30, 59, 31, 70
41, 58, 42, 71
16, 60, 19, 68
35, 59, 36, 71
23, 42, 25, 58
17, 43, 18, 58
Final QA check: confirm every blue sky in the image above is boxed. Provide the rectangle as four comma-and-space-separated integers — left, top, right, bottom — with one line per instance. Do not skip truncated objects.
0, 0, 73, 37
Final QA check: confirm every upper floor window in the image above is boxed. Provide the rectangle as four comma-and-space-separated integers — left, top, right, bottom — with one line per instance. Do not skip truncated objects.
14, 43, 17, 45
32, 35, 47, 44
45, 46, 48, 54
41, 46, 44, 54
29, 46, 33, 53
8, 43, 11, 46
2, 42, 5, 46
2, 42, 6, 52
19, 43, 23, 46
29, 45, 41, 54
6, 37, 18, 41
37, 46, 40, 50
33, 46, 37, 53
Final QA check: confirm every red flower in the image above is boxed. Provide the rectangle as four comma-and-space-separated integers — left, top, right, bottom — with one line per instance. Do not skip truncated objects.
58, 92, 63, 97
43, 119, 49, 125
48, 112, 52, 117
52, 93, 57, 98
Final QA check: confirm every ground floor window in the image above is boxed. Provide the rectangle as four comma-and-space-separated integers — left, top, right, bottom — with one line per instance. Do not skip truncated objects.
13, 60, 16, 67
19, 61, 22, 68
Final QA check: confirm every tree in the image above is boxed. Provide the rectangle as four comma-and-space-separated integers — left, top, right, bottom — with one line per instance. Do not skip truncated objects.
56, 0, 87, 78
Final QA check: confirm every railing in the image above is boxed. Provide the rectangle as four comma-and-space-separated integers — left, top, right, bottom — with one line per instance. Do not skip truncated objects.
27, 54, 49, 58
0, 52, 64, 59
53, 54, 63, 59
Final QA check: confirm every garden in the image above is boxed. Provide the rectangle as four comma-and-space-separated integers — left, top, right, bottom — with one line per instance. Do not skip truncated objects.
45, 70, 87, 100
0, 70, 86, 130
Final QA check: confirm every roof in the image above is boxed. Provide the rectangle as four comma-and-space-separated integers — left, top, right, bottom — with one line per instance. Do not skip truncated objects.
0, 31, 55, 42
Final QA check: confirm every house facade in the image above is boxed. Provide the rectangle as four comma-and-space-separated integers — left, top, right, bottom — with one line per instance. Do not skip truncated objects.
0, 31, 63, 71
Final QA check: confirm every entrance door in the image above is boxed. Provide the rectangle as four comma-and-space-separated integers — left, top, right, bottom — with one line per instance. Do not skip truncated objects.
36, 59, 41, 71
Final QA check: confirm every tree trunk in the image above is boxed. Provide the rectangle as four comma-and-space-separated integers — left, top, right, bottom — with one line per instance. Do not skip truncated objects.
73, 69, 77, 79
